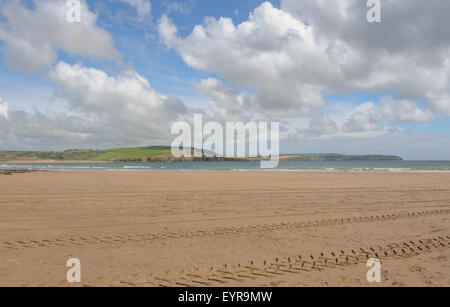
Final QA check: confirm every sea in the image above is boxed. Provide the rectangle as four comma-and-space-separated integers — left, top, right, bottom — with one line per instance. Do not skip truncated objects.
1, 160, 450, 173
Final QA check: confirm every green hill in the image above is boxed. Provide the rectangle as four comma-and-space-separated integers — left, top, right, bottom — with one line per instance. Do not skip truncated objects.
0, 147, 403, 162
0, 146, 173, 162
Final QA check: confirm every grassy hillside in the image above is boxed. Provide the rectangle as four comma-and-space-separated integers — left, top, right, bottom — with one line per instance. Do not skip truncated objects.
90, 146, 173, 161
0, 146, 173, 162
0, 147, 403, 162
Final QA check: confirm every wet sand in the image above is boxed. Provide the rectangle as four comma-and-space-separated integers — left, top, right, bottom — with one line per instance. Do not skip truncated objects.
0, 171, 449, 287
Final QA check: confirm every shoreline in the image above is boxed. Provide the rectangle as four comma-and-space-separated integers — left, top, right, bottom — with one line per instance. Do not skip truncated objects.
2, 168, 450, 174
1, 164, 450, 174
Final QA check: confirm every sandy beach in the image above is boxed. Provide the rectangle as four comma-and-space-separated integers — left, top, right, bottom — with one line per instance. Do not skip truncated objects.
0, 171, 449, 287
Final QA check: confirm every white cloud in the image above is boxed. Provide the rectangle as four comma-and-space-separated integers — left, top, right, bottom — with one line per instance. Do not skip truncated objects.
428, 95, 450, 117
281, 0, 450, 62
116, 0, 151, 19
47, 62, 188, 141
304, 116, 338, 137
0, 0, 121, 73
196, 78, 252, 122
0, 98, 8, 119
281, 0, 450, 113
343, 110, 382, 133
343, 99, 435, 133
0, 63, 190, 149
158, 1, 450, 121
1, 0, 449, 152
158, 3, 331, 117
162, 1, 192, 15
376, 100, 435, 123
292, 98, 435, 138
158, 14, 181, 48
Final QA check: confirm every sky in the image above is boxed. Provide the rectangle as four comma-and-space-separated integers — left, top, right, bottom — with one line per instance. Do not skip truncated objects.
0, 0, 449, 160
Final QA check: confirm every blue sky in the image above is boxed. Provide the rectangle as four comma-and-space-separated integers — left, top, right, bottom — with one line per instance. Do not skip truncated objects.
92, 0, 283, 104
0, 0, 281, 109
0, 0, 449, 159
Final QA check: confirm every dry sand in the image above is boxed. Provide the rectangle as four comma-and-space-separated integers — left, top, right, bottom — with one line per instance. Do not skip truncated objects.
0, 171, 449, 287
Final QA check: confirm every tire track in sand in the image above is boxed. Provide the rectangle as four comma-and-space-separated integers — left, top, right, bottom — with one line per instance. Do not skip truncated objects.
2, 209, 449, 250
107, 235, 450, 287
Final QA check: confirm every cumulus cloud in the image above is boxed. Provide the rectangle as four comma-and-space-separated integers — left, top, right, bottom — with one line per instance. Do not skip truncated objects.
343, 100, 435, 133
0, 106, 121, 150
0, 98, 8, 119
1, 0, 449, 151
116, 0, 151, 19
158, 14, 180, 48
281, 0, 450, 63
304, 116, 338, 137
158, 1, 450, 121
0, 0, 121, 73
294, 98, 435, 138
0, 98, 66, 147
0, 63, 190, 149
158, 3, 330, 117
7, 111, 92, 142
281, 0, 450, 111
428, 95, 450, 117
343, 108, 382, 134
196, 78, 252, 122
47, 62, 188, 141
162, 1, 193, 15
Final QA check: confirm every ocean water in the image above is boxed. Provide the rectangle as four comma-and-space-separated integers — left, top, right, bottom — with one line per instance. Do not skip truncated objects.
1, 160, 450, 172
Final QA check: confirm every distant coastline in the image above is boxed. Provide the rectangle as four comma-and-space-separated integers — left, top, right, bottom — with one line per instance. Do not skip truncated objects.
0, 146, 403, 163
